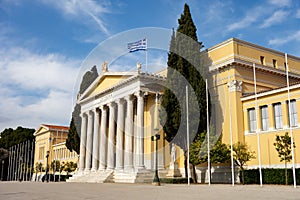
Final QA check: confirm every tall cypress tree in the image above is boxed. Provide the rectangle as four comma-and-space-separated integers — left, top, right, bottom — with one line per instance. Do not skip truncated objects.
66, 66, 99, 154
160, 3, 207, 177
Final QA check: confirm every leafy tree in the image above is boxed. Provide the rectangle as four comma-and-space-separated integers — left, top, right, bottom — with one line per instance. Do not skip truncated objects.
51, 160, 61, 172
0, 127, 35, 149
233, 142, 255, 184
66, 66, 98, 154
189, 132, 230, 165
160, 3, 207, 178
63, 161, 77, 174
273, 132, 296, 185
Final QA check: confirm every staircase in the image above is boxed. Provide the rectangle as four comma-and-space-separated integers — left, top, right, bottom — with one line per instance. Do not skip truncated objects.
66, 169, 165, 183
66, 170, 113, 183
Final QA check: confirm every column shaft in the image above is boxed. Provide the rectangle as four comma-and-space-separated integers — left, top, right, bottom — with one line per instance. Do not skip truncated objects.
124, 96, 134, 170
116, 99, 125, 170
136, 91, 145, 169
79, 113, 87, 172
99, 106, 107, 170
91, 108, 100, 171
107, 103, 116, 170
85, 111, 93, 172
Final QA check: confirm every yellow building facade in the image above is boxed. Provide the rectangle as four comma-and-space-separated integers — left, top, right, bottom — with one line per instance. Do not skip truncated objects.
33, 124, 78, 180
70, 38, 300, 183
205, 38, 300, 169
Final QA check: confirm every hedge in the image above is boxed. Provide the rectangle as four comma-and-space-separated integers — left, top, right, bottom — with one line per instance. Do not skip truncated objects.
242, 168, 300, 185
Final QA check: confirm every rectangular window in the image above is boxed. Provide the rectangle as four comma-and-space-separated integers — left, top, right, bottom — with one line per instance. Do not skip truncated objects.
248, 108, 256, 132
287, 100, 298, 127
260, 105, 269, 131
39, 146, 45, 160
273, 59, 277, 68
273, 103, 283, 129
260, 56, 265, 65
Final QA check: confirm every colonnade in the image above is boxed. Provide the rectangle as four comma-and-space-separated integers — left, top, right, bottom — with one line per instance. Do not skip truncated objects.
78, 91, 147, 173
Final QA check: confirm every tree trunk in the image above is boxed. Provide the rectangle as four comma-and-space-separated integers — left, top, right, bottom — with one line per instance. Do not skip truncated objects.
241, 167, 245, 185
285, 161, 287, 185
191, 163, 197, 183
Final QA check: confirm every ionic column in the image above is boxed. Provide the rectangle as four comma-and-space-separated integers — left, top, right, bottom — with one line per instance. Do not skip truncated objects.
91, 108, 100, 172
107, 102, 116, 170
79, 113, 87, 172
85, 110, 93, 172
99, 106, 108, 170
135, 91, 145, 169
115, 99, 125, 170
124, 95, 134, 171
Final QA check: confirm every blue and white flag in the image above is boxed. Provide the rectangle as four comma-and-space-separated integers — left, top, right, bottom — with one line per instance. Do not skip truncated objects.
127, 38, 147, 52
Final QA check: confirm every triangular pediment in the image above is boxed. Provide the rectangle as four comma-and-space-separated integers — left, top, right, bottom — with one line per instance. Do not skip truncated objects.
33, 126, 49, 136
79, 71, 137, 101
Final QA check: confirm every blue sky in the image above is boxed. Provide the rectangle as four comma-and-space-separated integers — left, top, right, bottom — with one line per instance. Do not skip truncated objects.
0, 0, 300, 132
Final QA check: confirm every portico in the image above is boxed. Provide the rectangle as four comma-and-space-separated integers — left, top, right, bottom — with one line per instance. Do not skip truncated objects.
69, 63, 169, 183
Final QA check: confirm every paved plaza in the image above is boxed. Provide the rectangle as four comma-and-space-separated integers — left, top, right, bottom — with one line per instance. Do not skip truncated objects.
0, 182, 300, 200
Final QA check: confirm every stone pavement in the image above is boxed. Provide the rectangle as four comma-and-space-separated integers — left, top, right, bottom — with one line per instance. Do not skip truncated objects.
0, 182, 299, 200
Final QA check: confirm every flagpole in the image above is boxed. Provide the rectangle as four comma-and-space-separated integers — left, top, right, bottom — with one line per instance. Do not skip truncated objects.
285, 53, 296, 188
186, 85, 190, 186
146, 37, 148, 72
206, 79, 211, 186
227, 72, 235, 186
253, 63, 263, 187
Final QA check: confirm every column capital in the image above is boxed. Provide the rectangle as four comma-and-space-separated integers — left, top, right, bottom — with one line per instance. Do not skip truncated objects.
107, 102, 117, 108
134, 90, 148, 99
93, 107, 100, 114
124, 95, 134, 102
227, 80, 243, 92
87, 110, 93, 117
155, 93, 162, 103
80, 112, 87, 118
116, 98, 125, 105
100, 105, 108, 111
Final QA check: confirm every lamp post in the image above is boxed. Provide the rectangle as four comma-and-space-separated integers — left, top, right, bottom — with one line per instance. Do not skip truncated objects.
151, 131, 160, 186
45, 151, 49, 182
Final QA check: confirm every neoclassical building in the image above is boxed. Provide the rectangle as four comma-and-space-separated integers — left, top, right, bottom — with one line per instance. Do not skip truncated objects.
69, 38, 300, 183
33, 124, 78, 181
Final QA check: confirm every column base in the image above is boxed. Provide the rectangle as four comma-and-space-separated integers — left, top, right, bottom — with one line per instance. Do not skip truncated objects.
91, 168, 97, 173
84, 168, 91, 174
124, 166, 134, 172
115, 167, 124, 172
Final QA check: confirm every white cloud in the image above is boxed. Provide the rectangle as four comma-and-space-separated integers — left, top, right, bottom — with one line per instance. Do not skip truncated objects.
260, 10, 289, 28
268, 30, 300, 45
41, 0, 110, 35
268, 0, 291, 7
0, 46, 81, 131
227, 10, 261, 32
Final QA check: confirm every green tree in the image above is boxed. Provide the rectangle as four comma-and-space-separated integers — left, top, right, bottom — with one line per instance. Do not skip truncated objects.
0, 127, 35, 149
66, 118, 80, 154
189, 132, 230, 165
233, 142, 255, 185
63, 161, 77, 175
51, 160, 61, 172
66, 66, 98, 154
160, 3, 207, 178
273, 132, 296, 185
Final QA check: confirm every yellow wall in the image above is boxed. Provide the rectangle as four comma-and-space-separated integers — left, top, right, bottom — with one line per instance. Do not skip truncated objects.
242, 85, 300, 168
34, 128, 78, 172
89, 75, 130, 97
206, 38, 300, 168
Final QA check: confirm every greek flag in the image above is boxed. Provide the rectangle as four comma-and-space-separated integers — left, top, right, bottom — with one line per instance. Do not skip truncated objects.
127, 38, 147, 52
